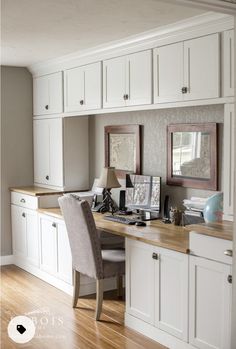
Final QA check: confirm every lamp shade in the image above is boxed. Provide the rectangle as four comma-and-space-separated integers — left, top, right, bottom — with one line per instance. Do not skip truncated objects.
97, 167, 121, 189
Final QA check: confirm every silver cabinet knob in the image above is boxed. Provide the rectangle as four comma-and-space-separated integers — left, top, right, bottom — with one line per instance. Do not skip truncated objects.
52, 222, 56, 228
181, 87, 188, 94
224, 250, 233, 257
45, 105, 49, 110
80, 100, 84, 105
46, 175, 49, 180
20, 198, 26, 203
22, 213, 26, 218
228, 275, 232, 284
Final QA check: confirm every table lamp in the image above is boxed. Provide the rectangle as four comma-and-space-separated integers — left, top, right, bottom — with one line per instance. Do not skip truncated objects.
97, 167, 121, 214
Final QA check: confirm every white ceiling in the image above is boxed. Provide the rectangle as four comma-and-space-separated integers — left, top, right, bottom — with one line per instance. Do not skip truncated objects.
1, 0, 205, 67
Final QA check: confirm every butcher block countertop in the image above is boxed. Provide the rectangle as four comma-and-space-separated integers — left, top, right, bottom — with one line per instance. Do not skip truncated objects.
10, 186, 65, 196
37, 208, 233, 254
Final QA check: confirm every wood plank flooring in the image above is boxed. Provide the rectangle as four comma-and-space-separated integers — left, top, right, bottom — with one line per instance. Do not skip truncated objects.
1, 265, 166, 349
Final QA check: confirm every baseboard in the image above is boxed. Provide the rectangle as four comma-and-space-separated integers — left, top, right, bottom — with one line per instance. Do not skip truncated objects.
0, 255, 14, 266
125, 313, 196, 349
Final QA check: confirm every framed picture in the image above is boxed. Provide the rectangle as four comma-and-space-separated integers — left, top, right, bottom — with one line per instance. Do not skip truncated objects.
105, 125, 141, 178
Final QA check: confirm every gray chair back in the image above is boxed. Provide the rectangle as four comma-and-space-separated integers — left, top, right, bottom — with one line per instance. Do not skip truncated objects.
58, 196, 103, 280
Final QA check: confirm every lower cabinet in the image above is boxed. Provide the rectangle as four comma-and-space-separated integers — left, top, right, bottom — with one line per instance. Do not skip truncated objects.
11, 204, 39, 267
189, 256, 232, 349
126, 239, 188, 342
39, 215, 72, 284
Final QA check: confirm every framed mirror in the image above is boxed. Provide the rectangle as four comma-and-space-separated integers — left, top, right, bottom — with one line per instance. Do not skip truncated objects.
167, 123, 218, 190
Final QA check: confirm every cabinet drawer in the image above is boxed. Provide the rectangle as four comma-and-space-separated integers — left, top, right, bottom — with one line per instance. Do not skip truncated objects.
190, 232, 233, 264
11, 192, 38, 209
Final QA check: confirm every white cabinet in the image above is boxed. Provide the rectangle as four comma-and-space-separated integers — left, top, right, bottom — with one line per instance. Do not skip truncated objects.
126, 240, 155, 324
183, 34, 220, 101
153, 42, 184, 103
33, 72, 63, 116
223, 30, 234, 97
33, 116, 89, 190
103, 50, 152, 108
189, 256, 232, 349
155, 248, 188, 341
126, 239, 188, 340
11, 205, 39, 266
224, 103, 235, 221
64, 62, 102, 112
39, 215, 72, 283
154, 34, 220, 103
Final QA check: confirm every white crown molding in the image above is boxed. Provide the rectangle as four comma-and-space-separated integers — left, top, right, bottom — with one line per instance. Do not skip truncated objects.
165, 0, 236, 15
29, 12, 234, 77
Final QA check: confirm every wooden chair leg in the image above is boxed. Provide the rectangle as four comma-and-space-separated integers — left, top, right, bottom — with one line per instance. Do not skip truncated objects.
117, 275, 123, 298
72, 269, 80, 308
95, 279, 104, 320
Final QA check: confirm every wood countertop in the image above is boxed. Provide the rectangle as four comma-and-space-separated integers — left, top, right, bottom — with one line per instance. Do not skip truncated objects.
10, 186, 85, 197
38, 208, 233, 254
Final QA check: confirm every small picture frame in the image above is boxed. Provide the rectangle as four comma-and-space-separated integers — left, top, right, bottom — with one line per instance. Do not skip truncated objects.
104, 125, 141, 178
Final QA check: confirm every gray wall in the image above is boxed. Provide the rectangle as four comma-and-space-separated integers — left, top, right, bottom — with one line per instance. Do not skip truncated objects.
89, 104, 224, 210
1, 66, 33, 256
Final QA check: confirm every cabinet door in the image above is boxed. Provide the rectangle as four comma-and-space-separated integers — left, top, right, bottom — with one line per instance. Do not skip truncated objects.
189, 256, 232, 349
183, 34, 220, 100
11, 205, 27, 258
57, 222, 72, 284
25, 209, 39, 267
126, 50, 152, 106
39, 217, 57, 274
33, 72, 63, 115
223, 30, 234, 97
155, 248, 188, 341
223, 103, 235, 220
64, 66, 84, 112
103, 56, 126, 108
126, 239, 155, 324
34, 118, 63, 188
153, 43, 184, 103
83, 62, 102, 110
34, 119, 50, 185
48, 118, 63, 187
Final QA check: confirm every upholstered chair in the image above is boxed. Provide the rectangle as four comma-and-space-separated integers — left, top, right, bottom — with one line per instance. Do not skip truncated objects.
58, 196, 125, 320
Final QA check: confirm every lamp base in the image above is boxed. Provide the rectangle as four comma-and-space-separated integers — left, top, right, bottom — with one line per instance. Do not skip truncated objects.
98, 189, 118, 214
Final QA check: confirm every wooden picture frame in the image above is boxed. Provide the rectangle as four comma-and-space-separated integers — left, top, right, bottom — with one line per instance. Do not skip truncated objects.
167, 123, 218, 190
105, 125, 141, 178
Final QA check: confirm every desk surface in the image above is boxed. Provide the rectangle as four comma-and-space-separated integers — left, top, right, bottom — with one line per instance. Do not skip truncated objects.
38, 208, 233, 254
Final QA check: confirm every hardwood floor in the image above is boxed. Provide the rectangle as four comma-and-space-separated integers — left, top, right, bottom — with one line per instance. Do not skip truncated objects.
1, 265, 166, 349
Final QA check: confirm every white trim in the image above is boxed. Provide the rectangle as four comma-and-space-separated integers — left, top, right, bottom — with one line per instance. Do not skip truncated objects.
125, 313, 196, 349
33, 96, 235, 120
165, 1, 236, 15
29, 12, 234, 77
0, 255, 14, 266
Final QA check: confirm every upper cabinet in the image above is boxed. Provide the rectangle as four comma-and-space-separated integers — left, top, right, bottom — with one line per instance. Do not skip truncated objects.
33, 116, 89, 191
154, 34, 220, 103
33, 72, 63, 116
103, 50, 152, 108
64, 62, 102, 112
223, 29, 234, 97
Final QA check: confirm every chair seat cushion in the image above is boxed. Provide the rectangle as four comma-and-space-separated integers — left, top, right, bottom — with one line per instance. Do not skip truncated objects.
102, 249, 125, 278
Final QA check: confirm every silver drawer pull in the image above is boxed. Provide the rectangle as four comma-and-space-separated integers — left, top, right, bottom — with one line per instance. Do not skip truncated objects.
20, 198, 26, 203
224, 250, 233, 257
152, 252, 159, 260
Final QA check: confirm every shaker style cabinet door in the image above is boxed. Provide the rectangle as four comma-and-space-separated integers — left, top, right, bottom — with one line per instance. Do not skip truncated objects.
11, 205, 27, 259
39, 217, 58, 275
64, 62, 101, 112
153, 42, 184, 103
223, 103, 235, 220
223, 29, 234, 97
103, 56, 126, 108
189, 256, 232, 349
183, 33, 220, 101
126, 239, 155, 324
25, 209, 39, 267
155, 248, 188, 341
125, 50, 152, 106
57, 222, 72, 284
33, 72, 63, 115
33, 118, 63, 188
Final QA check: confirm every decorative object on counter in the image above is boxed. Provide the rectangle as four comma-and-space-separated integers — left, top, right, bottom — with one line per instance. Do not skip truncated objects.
96, 167, 121, 214
105, 124, 141, 178
203, 192, 223, 223
167, 123, 218, 190
169, 207, 183, 226
182, 196, 206, 225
